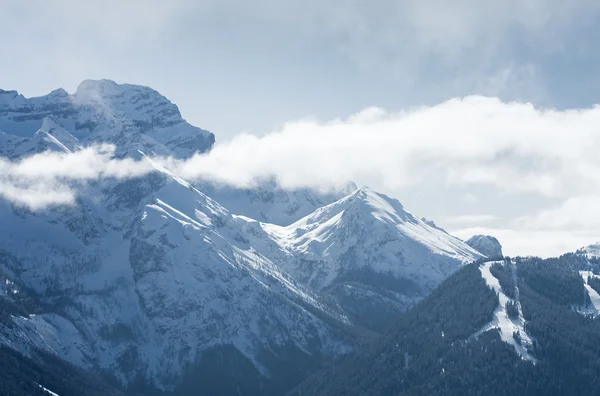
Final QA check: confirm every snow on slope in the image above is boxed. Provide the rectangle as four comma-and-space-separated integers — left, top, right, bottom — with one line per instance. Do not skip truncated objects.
474, 261, 537, 363
580, 271, 600, 315
0, 155, 350, 389
197, 180, 357, 226
261, 186, 482, 291
0, 80, 214, 158
0, 80, 486, 391
0, 117, 82, 158
38, 384, 60, 396
239, 186, 484, 331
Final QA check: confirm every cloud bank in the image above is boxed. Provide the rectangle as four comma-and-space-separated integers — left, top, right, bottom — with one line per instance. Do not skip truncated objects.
2, 96, 600, 256
171, 96, 600, 199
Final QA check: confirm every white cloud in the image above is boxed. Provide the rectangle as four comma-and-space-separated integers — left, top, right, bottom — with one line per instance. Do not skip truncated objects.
516, 196, 600, 231
3, 95, 600, 257
164, 96, 600, 257
166, 96, 600, 200
452, 227, 599, 258
0, 145, 152, 210
443, 214, 498, 225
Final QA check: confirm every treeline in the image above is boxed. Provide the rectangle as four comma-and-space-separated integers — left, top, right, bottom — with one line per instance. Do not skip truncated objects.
0, 346, 123, 396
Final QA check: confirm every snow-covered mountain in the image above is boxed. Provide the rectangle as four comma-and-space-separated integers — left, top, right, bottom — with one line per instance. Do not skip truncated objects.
0, 80, 483, 395
0, 80, 214, 158
254, 187, 482, 330
197, 180, 358, 226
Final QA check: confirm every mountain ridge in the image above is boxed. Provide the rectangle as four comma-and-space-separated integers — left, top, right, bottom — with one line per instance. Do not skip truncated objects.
0, 79, 483, 395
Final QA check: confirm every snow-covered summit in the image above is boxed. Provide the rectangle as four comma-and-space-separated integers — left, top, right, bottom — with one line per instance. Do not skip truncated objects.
266, 186, 481, 271
73, 79, 182, 129
254, 186, 483, 330
0, 80, 214, 158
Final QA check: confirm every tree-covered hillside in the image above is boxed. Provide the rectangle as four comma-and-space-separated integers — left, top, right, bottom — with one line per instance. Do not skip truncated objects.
293, 255, 600, 396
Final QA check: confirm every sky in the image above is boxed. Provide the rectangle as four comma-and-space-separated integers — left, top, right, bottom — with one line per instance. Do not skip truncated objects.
2, 0, 600, 256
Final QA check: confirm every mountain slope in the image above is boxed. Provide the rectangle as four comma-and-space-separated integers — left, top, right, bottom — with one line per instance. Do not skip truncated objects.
255, 187, 482, 331
0, 272, 124, 396
0, 159, 351, 395
294, 254, 600, 396
197, 180, 357, 226
0, 80, 483, 395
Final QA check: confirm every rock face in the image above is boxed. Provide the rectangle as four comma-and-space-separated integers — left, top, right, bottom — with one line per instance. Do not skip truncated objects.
465, 235, 503, 258
0, 80, 483, 395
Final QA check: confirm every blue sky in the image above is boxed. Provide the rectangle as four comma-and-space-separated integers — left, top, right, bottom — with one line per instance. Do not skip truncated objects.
3, 0, 600, 256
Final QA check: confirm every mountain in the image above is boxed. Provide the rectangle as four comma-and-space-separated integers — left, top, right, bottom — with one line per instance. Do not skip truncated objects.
465, 234, 503, 258
0, 80, 482, 395
0, 276, 123, 396
293, 253, 600, 396
254, 187, 482, 331
197, 180, 358, 226
0, 80, 214, 158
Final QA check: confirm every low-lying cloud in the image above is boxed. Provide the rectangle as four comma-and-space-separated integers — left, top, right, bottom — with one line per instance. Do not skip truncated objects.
2, 96, 600, 256
170, 96, 600, 198
0, 144, 152, 210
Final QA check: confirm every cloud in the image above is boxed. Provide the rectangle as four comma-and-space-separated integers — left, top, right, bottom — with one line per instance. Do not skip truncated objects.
516, 196, 600, 231
0, 145, 152, 210
163, 96, 600, 257
4, 0, 599, 93
443, 214, 498, 225
167, 96, 600, 200
452, 227, 599, 258
3, 95, 600, 257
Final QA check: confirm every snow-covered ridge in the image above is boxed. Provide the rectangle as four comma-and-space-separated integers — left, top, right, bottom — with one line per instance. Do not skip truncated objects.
261, 187, 482, 289
0, 80, 487, 392
473, 261, 537, 363
0, 79, 214, 158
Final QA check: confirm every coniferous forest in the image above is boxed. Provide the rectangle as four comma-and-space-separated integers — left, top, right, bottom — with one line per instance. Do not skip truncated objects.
292, 254, 600, 396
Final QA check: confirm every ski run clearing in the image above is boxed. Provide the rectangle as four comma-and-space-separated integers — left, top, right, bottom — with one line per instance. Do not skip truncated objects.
472, 261, 537, 363
580, 271, 600, 315
38, 384, 60, 396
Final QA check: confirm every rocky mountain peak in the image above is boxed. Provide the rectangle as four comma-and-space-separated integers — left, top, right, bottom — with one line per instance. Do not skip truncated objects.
0, 80, 214, 158
465, 234, 503, 258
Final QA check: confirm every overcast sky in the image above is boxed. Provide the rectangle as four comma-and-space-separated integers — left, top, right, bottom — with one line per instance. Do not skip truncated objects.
2, 0, 600, 257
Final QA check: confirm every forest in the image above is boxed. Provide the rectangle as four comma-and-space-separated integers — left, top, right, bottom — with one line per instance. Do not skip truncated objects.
293, 255, 600, 396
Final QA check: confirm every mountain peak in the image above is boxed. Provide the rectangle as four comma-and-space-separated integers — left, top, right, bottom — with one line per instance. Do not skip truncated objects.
48, 88, 69, 97
0, 80, 215, 158
465, 234, 503, 258
76, 78, 118, 92
347, 186, 410, 223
